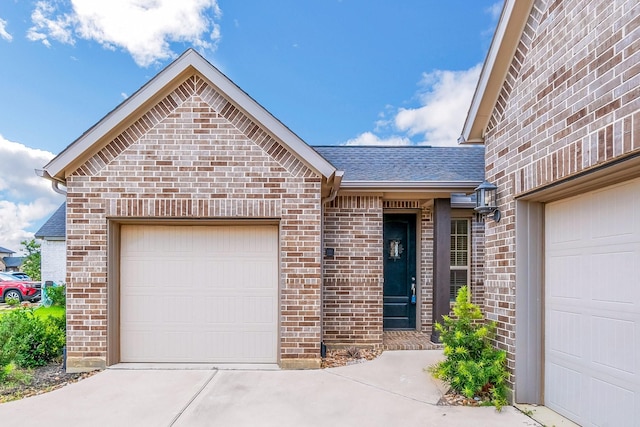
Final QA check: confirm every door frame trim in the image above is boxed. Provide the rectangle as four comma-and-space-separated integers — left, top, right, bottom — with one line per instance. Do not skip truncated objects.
515, 160, 640, 404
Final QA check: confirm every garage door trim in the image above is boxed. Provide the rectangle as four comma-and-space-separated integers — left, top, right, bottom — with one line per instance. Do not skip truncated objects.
106, 219, 280, 366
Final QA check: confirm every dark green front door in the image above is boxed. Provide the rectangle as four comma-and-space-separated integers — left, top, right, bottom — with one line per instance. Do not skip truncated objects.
383, 213, 417, 330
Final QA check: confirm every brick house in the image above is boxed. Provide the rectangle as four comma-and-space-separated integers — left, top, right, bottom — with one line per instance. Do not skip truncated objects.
0, 246, 14, 271
35, 203, 67, 284
0, 246, 25, 273
39, 49, 485, 372
461, 0, 640, 424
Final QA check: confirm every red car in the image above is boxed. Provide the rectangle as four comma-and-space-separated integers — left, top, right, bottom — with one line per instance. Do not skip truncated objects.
0, 272, 41, 303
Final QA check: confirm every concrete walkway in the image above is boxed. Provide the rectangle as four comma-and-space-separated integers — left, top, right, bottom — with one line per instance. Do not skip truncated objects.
0, 350, 540, 427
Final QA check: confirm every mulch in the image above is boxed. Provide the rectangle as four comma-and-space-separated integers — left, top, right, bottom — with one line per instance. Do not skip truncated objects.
321, 347, 383, 368
0, 364, 99, 403
437, 391, 493, 406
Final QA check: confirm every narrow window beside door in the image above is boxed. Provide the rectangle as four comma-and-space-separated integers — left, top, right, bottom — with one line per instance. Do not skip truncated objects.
450, 219, 470, 301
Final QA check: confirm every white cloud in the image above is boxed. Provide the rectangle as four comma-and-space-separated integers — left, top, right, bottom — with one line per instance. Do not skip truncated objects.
27, 1, 75, 47
343, 64, 482, 147
0, 18, 13, 41
344, 132, 411, 146
27, 0, 222, 67
394, 65, 482, 146
0, 136, 65, 254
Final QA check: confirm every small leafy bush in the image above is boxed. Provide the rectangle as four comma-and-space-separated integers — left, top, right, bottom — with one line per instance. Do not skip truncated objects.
0, 308, 66, 370
5, 297, 20, 307
0, 362, 32, 385
429, 286, 508, 409
47, 284, 66, 307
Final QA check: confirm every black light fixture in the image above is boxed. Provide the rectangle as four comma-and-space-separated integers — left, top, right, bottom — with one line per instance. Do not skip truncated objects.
474, 180, 501, 222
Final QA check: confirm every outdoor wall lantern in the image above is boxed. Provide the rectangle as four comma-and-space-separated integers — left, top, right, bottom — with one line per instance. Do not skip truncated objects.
474, 180, 501, 222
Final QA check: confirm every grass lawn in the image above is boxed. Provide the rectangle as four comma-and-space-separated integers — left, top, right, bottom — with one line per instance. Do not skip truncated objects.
0, 304, 65, 319
33, 305, 65, 320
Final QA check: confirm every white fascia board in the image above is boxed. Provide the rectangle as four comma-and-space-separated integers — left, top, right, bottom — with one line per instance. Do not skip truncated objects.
45, 49, 336, 180
460, 0, 534, 144
461, 0, 514, 143
339, 180, 482, 190
45, 52, 194, 180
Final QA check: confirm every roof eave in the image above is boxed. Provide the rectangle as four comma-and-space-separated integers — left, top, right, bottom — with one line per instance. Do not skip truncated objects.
459, 0, 535, 144
44, 49, 336, 181
339, 180, 482, 192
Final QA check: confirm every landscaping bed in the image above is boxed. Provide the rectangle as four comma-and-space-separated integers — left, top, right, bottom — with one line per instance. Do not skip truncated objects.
321, 347, 382, 368
0, 363, 98, 403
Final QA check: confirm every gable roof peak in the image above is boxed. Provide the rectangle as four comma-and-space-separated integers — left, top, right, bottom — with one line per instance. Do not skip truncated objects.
41, 49, 336, 183
460, 0, 535, 144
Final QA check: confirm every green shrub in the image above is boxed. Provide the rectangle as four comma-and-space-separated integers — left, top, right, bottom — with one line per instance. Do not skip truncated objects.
47, 284, 66, 307
5, 297, 20, 307
429, 286, 508, 409
0, 362, 32, 385
0, 308, 66, 369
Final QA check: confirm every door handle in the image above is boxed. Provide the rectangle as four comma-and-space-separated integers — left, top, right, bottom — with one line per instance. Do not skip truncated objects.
411, 277, 416, 304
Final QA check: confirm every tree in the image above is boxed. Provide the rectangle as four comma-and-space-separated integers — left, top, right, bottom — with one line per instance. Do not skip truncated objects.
20, 239, 41, 281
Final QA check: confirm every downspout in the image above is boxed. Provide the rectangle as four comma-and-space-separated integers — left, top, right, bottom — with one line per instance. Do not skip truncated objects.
35, 169, 68, 196
319, 170, 343, 358
321, 170, 343, 204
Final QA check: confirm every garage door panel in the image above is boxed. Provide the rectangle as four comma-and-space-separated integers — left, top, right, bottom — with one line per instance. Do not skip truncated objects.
547, 309, 583, 358
545, 177, 640, 425
591, 250, 637, 303
546, 254, 585, 299
590, 377, 635, 427
120, 224, 278, 364
591, 316, 635, 374
545, 362, 584, 418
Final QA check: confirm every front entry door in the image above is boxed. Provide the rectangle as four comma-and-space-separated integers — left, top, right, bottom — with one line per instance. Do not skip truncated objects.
383, 214, 417, 329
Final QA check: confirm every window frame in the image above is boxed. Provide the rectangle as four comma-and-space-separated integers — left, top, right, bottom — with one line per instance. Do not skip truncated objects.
450, 218, 471, 301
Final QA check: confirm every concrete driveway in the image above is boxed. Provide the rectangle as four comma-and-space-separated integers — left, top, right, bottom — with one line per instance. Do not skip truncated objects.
0, 350, 539, 427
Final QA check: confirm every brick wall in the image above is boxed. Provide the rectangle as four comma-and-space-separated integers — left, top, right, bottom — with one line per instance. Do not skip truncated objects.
322, 198, 467, 344
65, 74, 323, 370
322, 195, 383, 347
483, 0, 640, 383
418, 205, 434, 333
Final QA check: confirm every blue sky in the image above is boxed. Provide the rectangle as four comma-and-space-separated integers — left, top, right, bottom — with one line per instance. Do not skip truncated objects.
0, 0, 501, 254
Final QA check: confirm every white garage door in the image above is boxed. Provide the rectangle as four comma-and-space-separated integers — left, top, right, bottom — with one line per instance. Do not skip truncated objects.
545, 177, 640, 426
120, 224, 278, 364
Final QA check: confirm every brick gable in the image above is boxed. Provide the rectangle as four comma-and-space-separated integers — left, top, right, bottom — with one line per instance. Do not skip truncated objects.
64, 73, 324, 370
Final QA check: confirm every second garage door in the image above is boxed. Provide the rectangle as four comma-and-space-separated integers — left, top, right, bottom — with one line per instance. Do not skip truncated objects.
545, 178, 640, 425
120, 224, 279, 364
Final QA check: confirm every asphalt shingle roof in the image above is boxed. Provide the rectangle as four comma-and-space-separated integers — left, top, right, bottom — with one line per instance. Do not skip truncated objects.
35, 203, 66, 239
2, 257, 25, 268
313, 145, 484, 182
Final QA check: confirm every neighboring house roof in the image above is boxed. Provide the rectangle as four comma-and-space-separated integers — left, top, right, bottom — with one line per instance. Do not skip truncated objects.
0, 247, 15, 255
2, 256, 26, 268
41, 49, 337, 184
35, 203, 66, 239
314, 145, 484, 191
460, 0, 535, 143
